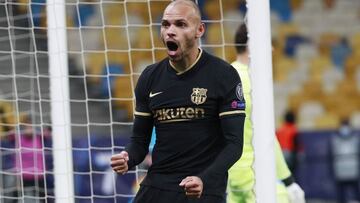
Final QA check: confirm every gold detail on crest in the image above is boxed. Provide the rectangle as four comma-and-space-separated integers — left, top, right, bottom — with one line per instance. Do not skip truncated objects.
191, 88, 207, 105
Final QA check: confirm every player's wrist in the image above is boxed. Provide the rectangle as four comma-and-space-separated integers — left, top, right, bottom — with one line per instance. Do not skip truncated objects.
282, 175, 295, 187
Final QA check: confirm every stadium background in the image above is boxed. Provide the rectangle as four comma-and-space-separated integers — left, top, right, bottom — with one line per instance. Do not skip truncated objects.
0, 0, 360, 202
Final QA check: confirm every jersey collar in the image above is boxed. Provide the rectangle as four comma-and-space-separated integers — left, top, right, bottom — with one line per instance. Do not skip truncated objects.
169, 48, 203, 75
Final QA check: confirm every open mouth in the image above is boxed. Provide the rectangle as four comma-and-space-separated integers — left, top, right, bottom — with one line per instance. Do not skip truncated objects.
166, 41, 178, 51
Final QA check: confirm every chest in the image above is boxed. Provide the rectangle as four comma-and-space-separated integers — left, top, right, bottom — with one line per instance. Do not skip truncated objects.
148, 74, 218, 110
147, 69, 221, 123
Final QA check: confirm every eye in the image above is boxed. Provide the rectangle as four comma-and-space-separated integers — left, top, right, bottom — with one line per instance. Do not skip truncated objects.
176, 21, 187, 27
161, 21, 170, 27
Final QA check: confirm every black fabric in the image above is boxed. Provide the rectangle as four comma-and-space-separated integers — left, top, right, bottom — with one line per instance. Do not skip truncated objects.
134, 185, 226, 203
125, 115, 154, 169
198, 114, 244, 190
126, 50, 245, 197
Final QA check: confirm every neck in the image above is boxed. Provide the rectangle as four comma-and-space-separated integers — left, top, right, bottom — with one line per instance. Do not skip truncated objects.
171, 47, 200, 72
236, 51, 249, 65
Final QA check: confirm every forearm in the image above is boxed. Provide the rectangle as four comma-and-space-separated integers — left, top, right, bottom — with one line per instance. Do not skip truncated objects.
125, 116, 153, 169
198, 115, 245, 183
275, 138, 292, 180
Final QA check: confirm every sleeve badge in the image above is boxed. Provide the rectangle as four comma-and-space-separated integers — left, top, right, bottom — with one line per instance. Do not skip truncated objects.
236, 83, 244, 101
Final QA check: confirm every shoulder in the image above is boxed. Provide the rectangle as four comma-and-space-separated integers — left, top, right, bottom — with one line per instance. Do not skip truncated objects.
137, 58, 168, 84
231, 61, 249, 78
135, 59, 168, 96
141, 59, 167, 77
204, 51, 233, 69
202, 51, 238, 77
231, 61, 248, 72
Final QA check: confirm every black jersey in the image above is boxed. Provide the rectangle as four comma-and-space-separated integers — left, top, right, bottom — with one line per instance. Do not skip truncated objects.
126, 49, 245, 196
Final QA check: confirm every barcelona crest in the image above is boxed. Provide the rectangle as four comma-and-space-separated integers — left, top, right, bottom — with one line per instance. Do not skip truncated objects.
191, 88, 207, 105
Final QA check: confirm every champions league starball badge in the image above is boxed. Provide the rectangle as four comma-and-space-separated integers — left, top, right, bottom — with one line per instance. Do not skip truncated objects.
236, 83, 244, 101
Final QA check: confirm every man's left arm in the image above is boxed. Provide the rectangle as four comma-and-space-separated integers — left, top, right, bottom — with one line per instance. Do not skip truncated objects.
180, 65, 245, 198
198, 65, 246, 185
198, 114, 245, 184
182, 114, 245, 198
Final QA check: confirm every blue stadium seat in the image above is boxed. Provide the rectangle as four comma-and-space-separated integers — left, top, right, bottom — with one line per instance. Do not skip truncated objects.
74, 4, 95, 27
270, 0, 292, 22
31, 0, 45, 27
284, 35, 309, 57
100, 64, 124, 98
331, 38, 351, 69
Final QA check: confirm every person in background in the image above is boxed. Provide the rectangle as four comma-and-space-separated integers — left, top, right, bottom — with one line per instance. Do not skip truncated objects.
110, 1, 246, 202
276, 110, 299, 173
7, 115, 50, 203
0, 106, 11, 137
227, 23, 305, 203
330, 119, 360, 203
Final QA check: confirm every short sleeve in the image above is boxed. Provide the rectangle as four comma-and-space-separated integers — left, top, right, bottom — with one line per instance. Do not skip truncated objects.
218, 65, 246, 118
134, 68, 152, 117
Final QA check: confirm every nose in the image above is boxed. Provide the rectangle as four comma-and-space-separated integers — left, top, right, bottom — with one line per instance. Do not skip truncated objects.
166, 24, 176, 37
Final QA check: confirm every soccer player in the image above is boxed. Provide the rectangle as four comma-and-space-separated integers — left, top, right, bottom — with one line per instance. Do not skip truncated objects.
227, 23, 305, 203
110, 1, 246, 202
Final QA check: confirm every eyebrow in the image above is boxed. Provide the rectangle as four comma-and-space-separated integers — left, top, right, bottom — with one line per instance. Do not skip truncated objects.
161, 18, 187, 23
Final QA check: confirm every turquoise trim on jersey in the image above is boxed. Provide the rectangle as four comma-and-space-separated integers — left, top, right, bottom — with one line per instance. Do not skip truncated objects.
149, 127, 156, 153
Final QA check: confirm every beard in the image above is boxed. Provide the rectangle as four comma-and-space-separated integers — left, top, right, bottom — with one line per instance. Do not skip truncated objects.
167, 39, 197, 61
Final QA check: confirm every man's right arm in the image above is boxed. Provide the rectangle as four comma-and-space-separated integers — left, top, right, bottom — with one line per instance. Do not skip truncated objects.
125, 115, 154, 169
111, 116, 153, 174
111, 67, 154, 172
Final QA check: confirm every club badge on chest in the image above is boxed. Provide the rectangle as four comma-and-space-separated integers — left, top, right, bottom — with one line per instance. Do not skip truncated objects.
191, 88, 207, 105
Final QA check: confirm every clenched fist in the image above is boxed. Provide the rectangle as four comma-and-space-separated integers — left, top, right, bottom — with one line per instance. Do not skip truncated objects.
179, 176, 203, 198
110, 151, 129, 175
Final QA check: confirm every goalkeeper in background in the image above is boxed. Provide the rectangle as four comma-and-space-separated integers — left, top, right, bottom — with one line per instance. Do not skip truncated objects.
227, 23, 305, 203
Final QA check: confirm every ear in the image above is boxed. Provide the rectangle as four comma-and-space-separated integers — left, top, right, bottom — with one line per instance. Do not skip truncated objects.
195, 22, 205, 38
